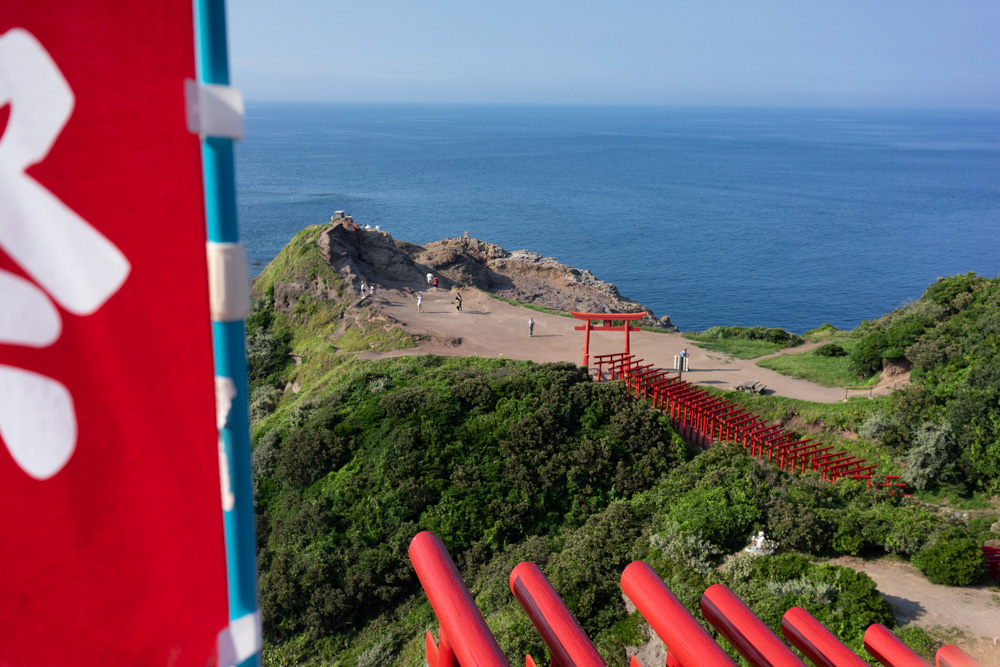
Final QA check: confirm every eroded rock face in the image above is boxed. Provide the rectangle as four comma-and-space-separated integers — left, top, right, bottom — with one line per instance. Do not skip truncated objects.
882, 358, 912, 379
318, 222, 426, 285
406, 236, 675, 328
299, 221, 675, 328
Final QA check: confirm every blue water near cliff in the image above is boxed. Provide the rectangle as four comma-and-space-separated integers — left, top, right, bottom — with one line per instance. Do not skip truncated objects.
234, 104, 999, 333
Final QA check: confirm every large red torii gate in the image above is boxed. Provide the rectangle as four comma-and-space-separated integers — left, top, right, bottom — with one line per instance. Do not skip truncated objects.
571, 311, 645, 367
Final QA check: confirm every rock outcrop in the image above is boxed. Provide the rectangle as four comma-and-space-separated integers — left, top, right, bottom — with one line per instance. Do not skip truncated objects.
288, 221, 676, 329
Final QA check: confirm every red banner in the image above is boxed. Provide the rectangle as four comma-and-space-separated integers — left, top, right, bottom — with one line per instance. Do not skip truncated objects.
0, 3, 229, 664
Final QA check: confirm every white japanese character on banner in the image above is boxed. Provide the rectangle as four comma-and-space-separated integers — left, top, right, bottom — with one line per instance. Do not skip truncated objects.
0, 29, 130, 479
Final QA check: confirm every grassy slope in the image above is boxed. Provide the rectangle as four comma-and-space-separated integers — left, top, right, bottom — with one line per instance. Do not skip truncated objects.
683, 326, 803, 360
750, 325, 875, 387
250, 223, 415, 423
683, 336, 787, 359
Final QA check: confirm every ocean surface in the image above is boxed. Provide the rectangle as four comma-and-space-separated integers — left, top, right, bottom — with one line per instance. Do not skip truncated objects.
234, 104, 999, 333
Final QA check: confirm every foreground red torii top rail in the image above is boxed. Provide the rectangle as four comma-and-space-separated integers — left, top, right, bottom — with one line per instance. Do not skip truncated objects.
571, 311, 645, 367
409, 533, 982, 667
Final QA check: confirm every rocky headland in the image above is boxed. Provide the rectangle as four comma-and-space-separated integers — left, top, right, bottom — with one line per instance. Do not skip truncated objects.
271, 218, 676, 329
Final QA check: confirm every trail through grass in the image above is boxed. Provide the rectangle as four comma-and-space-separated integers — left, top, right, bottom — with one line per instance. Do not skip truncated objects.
757, 329, 877, 387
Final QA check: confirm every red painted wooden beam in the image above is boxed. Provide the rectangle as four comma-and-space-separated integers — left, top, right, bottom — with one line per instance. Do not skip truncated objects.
573, 325, 642, 332
701, 584, 806, 667
409, 532, 510, 667
781, 607, 868, 667
863, 624, 930, 667
935, 645, 982, 667
621, 562, 737, 667
510, 562, 607, 667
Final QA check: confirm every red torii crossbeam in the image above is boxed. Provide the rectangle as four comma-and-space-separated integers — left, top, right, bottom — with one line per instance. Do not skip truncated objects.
572, 311, 645, 367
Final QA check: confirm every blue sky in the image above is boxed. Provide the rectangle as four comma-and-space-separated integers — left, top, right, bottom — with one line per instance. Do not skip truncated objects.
227, 1, 1000, 108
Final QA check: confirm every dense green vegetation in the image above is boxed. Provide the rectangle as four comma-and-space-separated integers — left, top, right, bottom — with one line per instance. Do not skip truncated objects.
248, 237, 997, 666
251, 353, 688, 664
684, 326, 803, 359
849, 273, 1000, 493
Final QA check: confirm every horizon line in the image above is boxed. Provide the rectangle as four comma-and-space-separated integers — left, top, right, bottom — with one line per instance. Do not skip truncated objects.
241, 99, 1000, 112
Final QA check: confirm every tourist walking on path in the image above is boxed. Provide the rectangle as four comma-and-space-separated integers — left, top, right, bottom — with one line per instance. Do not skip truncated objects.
433, 276, 439, 289
528, 318, 534, 337
455, 293, 462, 312
417, 293, 423, 312
369, 284, 376, 300
426, 272, 433, 286
360, 280, 366, 296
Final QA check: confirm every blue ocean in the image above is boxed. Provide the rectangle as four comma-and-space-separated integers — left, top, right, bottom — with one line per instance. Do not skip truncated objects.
234, 104, 999, 333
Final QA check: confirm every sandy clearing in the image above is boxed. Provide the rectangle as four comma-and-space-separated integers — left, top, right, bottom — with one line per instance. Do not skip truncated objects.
828, 557, 1000, 640
365, 286, 857, 403
830, 557, 1000, 665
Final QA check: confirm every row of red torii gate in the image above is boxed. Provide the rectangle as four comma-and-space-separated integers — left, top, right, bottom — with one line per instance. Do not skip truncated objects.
571, 312, 900, 488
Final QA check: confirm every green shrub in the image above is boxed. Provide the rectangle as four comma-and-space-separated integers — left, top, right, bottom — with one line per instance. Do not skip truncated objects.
832, 507, 874, 556
698, 325, 801, 346
904, 338, 955, 371
893, 625, 938, 662
804, 323, 842, 338
850, 314, 930, 378
274, 428, 345, 488
252, 429, 282, 479
765, 575, 835, 605
901, 422, 956, 490
250, 385, 283, 422
850, 329, 891, 378
858, 411, 910, 453
922, 272, 986, 311
246, 298, 293, 386
815, 342, 847, 357
883, 505, 936, 557
766, 477, 836, 554
549, 502, 642, 636
377, 385, 434, 417
912, 528, 985, 586
648, 523, 723, 575
664, 480, 762, 553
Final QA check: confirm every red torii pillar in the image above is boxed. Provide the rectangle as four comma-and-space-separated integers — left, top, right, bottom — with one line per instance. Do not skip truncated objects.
572, 311, 645, 367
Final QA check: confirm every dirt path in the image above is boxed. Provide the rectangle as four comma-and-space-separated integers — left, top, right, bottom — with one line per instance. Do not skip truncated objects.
830, 556, 1000, 665
366, 286, 847, 402
753, 339, 827, 360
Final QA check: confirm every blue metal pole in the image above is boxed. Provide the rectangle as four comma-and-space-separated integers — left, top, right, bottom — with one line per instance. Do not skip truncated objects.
193, 1, 259, 666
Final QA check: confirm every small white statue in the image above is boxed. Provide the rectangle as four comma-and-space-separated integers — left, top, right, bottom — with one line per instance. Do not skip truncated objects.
744, 531, 769, 554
